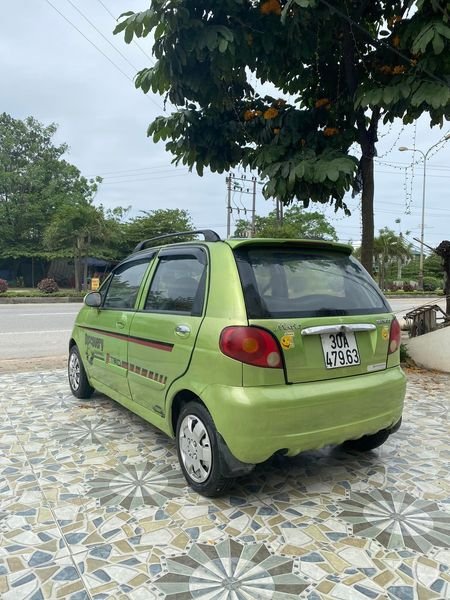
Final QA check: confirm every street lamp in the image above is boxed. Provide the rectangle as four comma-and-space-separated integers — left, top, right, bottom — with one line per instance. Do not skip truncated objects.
399, 133, 450, 290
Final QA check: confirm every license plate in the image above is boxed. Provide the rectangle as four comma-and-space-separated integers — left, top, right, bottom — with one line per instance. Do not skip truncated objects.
320, 331, 360, 369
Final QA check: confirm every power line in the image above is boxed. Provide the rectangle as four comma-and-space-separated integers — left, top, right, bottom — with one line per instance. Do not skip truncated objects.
376, 159, 450, 172
87, 163, 179, 177
101, 172, 192, 185
95, 0, 155, 64
96, 166, 189, 180
376, 169, 450, 180
42, 0, 163, 111
64, 0, 139, 72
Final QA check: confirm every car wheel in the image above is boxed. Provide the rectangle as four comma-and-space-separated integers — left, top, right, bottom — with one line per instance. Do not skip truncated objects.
68, 345, 94, 399
176, 401, 233, 497
343, 428, 390, 452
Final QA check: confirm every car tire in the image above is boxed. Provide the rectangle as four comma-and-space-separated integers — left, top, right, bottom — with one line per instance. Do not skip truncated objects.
343, 428, 390, 452
176, 401, 234, 497
68, 345, 94, 399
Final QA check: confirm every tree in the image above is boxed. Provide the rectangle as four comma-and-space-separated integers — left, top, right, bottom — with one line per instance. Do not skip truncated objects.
435, 241, 450, 314
122, 208, 194, 254
0, 113, 103, 284
44, 200, 109, 291
115, 1, 450, 275
234, 205, 337, 239
372, 227, 413, 290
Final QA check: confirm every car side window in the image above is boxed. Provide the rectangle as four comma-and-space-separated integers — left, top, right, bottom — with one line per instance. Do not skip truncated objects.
145, 254, 206, 316
103, 260, 151, 310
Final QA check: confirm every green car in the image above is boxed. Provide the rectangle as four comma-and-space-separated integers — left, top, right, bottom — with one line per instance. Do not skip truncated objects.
68, 230, 406, 496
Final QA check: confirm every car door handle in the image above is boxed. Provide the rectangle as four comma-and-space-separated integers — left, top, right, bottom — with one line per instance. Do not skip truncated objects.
301, 324, 376, 336
116, 321, 125, 329
175, 324, 191, 337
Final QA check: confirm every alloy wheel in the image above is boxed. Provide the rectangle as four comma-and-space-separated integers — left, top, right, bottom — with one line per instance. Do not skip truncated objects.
69, 351, 80, 391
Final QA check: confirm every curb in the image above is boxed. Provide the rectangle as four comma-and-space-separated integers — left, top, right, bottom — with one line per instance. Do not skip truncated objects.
0, 297, 83, 304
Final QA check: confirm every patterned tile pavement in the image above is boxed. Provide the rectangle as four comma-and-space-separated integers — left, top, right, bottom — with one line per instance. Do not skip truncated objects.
0, 368, 449, 599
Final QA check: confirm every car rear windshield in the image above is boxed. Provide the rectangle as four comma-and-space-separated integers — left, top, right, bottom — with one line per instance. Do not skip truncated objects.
234, 246, 390, 318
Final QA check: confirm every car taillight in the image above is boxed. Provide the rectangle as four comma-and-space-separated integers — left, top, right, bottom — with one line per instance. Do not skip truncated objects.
388, 318, 401, 354
219, 326, 282, 368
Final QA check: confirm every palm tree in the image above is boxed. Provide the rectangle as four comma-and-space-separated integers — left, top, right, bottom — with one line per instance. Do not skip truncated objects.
373, 228, 413, 290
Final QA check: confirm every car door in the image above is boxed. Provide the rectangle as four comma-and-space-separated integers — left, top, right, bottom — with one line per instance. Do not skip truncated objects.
81, 257, 153, 399
127, 246, 208, 415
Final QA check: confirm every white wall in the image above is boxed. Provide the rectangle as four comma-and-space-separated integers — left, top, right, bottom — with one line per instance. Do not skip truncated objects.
405, 327, 450, 373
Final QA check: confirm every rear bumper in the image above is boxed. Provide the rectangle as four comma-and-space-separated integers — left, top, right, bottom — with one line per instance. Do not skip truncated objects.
204, 367, 406, 464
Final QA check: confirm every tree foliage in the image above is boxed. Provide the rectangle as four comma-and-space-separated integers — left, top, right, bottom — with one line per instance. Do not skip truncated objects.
122, 208, 195, 253
234, 205, 337, 239
0, 113, 100, 260
372, 227, 413, 289
44, 201, 111, 291
115, 0, 450, 274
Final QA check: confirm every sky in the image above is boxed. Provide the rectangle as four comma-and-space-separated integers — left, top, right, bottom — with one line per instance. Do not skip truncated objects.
1, 0, 450, 253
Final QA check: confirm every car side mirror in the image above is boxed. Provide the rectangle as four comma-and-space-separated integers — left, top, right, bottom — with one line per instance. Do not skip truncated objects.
84, 292, 102, 308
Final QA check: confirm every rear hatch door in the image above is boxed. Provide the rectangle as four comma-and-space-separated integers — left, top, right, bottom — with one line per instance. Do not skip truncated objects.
233, 242, 393, 383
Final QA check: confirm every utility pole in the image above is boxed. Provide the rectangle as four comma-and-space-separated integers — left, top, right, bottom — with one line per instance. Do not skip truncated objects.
251, 176, 257, 237
226, 174, 232, 239
225, 173, 260, 238
275, 199, 284, 225
399, 133, 450, 289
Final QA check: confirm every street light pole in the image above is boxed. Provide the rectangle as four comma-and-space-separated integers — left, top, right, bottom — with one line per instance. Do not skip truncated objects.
399, 133, 450, 290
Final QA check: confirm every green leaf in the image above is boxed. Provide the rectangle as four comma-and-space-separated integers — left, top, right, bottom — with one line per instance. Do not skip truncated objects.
295, 163, 305, 178
294, 0, 316, 7
154, 22, 165, 40
218, 38, 228, 53
288, 166, 296, 186
113, 20, 129, 35
436, 22, 450, 39
217, 26, 233, 42
412, 24, 434, 54
432, 32, 445, 54
124, 24, 134, 44
383, 87, 393, 104
327, 168, 340, 182
399, 82, 411, 99
205, 30, 218, 51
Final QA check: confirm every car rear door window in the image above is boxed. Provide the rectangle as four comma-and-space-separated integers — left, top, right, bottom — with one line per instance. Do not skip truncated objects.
103, 260, 151, 310
235, 246, 390, 318
145, 252, 206, 316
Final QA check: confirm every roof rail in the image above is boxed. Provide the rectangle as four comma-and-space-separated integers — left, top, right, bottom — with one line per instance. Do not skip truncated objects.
133, 229, 221, 252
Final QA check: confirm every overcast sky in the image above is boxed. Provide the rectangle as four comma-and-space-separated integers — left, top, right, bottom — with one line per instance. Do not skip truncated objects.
2, 1, 449, 251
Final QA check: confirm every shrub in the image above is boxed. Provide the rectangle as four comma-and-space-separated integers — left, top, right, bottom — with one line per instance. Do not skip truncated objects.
37, 278, 59, 294
403, 282, 414, 292
422, 276, 440, 292
0, 278, 8, 293
387, 282, 400, 292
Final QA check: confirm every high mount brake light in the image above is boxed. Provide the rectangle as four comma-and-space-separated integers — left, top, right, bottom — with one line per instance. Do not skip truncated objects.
388, 318, 401, 354
219, 326, 282, 368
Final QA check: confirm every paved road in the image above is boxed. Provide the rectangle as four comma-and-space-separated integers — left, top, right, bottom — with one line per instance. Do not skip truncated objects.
0, 303, 80, 360
388, 296, 446, 317
0, 297, 446, 362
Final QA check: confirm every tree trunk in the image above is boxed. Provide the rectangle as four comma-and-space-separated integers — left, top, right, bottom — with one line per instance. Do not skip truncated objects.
341, 30, 378, 277
360, 154, 375, 276
83, 257, 88, 291
444, 256, 450, 315
74, 257, 81, 292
